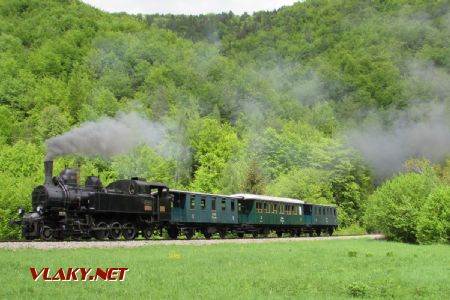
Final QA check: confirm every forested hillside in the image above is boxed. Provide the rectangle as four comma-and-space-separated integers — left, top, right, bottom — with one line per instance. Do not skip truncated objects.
0, 0, 449, 242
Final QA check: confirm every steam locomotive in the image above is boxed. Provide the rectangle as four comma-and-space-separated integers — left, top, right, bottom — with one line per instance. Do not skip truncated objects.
11, 162, 338, 240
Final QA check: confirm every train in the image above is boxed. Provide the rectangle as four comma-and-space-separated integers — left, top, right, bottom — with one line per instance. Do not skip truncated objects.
11, 161, 338, 240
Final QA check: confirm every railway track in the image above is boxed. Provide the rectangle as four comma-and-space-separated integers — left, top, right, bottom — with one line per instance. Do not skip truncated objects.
0, 234, 383, 250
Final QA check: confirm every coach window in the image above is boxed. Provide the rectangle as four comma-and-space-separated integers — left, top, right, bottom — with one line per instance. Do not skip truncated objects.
273, 204, 278, 214
201, 197, 206, 210
221, 199, 226, 211
263, 202, 267, 213
334, 209, 336, 216
190, 195, 196, 209
212, 198, 216, 211
231, 200, 235, 211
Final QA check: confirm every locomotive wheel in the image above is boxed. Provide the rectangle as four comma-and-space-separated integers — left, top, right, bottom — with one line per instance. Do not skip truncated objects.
142, 227, 153, 239
94, 222, 108, 240
108, 222, 122, 240
122, 223, 137, 240
40, 226, 53, 241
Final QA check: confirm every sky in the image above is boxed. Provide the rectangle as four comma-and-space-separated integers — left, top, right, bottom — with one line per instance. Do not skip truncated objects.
81, 0, 300, 15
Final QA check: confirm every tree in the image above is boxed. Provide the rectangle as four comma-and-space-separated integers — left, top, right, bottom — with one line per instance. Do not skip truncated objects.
364, 172, 439, 243
241, 159, 266, 194
417, 187, 450, 244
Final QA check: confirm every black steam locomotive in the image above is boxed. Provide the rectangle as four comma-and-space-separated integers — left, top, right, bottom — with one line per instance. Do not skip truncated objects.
13, 161, 172, 240
12, 162, 338, 240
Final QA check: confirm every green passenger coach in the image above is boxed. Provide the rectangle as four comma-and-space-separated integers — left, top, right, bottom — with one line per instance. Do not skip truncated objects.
168, 190, 239, 239
232, 194, 338, 237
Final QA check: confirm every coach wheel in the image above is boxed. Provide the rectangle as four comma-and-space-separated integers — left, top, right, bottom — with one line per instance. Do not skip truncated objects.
308, 231, 314, 237
142, 227, 153, 239
252, 232, 258, 238
316, 229, 322, 237
109, 222, 122, 240
185, 230, 194, 240
93, 222, 108, 240
328, 227, 334, 236
203, 232, 212, 239
237, 232, 244, 238
276, 231, 283, 238
40, 226, 53, 240
123, 223, 137, 240
219, 230, 226, 239
71, 234, 82, 241
168, 227, 178, 239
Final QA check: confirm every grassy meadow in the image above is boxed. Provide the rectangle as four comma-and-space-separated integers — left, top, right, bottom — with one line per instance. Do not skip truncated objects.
1, 239, 449, 299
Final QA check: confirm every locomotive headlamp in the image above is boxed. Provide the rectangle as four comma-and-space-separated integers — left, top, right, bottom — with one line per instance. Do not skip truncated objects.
18, 208, 25, 216
36, 205, 43, 215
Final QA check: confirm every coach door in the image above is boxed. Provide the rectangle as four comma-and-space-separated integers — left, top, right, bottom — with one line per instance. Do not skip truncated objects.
303, 204, 312, 225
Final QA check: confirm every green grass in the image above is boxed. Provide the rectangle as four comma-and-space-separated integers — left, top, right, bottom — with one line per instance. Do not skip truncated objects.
335, 224, 367, 236
1, 239, 449, 299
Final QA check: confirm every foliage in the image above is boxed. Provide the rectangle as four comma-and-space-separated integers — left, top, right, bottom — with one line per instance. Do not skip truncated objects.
364, 172, 440, 243
0, 0, 449, 239
267, 167, 333, 203
417, 186, 450, 244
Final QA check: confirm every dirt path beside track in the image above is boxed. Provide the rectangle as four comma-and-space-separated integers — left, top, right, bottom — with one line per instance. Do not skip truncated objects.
0, 234, 384, 250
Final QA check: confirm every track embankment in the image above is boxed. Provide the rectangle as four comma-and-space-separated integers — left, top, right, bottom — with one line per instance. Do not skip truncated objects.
0, 234, 384, 250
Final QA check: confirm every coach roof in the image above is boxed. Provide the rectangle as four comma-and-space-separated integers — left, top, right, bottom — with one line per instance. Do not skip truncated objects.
231, 194, 304, 204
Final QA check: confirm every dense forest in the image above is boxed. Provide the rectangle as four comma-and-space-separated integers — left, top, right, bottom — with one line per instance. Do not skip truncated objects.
0, 0, 448, 243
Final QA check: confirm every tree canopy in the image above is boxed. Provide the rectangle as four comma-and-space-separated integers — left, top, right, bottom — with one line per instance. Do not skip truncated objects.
0, 0, 449, 241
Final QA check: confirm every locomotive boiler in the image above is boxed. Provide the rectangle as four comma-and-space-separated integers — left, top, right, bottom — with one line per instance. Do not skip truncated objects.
13, 161, 171, 240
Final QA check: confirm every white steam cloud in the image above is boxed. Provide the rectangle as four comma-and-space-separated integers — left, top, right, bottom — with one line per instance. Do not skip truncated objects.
45, 112, 167, 161
347, 102, 450, 179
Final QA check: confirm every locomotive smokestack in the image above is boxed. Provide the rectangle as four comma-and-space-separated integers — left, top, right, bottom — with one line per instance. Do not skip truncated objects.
44, 161, 53, 184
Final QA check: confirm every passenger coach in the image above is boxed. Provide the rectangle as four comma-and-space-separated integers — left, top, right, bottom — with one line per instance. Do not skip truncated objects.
232, 194, 338, 237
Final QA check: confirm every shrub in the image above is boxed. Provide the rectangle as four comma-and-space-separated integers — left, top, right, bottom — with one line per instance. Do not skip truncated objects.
364, 172, 439, 243
417, 187, 450, 244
